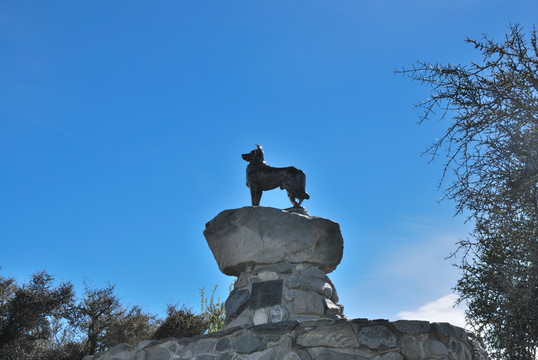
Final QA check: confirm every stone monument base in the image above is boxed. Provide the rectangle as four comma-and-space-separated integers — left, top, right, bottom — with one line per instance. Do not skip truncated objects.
85, 206, 490, 359
204, 207, 346, 327
225, 262, 345, 329
85, 318, 490, 360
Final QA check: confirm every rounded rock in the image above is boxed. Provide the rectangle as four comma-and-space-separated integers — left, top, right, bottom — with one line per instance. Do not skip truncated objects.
204, 207, 343, 276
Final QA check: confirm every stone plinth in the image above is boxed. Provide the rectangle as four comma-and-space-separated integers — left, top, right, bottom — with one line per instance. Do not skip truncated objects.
224, 262, 345, 328
204, 206, 345, 326
86, 318, 491, 360
204, 206, 343, 276
85, 206, 491, 360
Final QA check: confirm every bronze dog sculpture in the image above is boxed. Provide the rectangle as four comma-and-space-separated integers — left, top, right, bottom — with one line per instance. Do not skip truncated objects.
242, 145, 310, 207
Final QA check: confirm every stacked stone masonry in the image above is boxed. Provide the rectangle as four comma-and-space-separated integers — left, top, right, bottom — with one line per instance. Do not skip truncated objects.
86, 318, 490, 360
225, 262, 345, 328
204, 207, 346, 326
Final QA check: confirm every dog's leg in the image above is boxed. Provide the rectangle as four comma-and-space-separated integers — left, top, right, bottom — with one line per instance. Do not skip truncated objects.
250, 188, 257, 206
255, 189, 263, 206
251, 187, 262, 206
287, 192, 300, 207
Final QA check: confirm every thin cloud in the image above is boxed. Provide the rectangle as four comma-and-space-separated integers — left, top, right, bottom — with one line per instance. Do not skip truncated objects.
338, 229, 467, 321
397, 294, 467, 328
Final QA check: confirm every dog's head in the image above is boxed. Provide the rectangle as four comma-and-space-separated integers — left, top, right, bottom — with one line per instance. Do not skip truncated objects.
242, 144, 264, 163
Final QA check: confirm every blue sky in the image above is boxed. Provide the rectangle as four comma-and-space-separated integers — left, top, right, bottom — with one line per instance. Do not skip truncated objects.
1, 1, 536, 327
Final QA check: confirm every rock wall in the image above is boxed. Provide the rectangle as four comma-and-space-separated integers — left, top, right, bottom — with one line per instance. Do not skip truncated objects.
86, 318, 490, 360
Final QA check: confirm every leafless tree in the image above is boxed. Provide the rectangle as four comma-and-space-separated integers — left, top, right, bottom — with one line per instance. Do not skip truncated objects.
398, 24, 538, 359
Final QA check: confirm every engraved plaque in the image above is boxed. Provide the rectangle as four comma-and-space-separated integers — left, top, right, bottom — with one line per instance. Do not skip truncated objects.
250, 279, 283, 309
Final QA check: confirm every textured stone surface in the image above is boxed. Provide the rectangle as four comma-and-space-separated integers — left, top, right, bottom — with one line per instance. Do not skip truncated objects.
147, 347, 171, 360
225, 289, 250, 318
251, 320, 298, 335
226, 308, 251, 329
215, 338, 231, 351
204, 207, 343, 276
138, 340, 158, 350
292, 289, 325, 316
253, 309, 268, 325
232, 335, 262, 354
372, 353, 404, 360
90, 318, 490, 360
424, 339, 449, 356
297, 323, 358, 348
358, 325, 397, 349
193, 338, 216, 353
255, 336, 292, 360
269, 305, 288, 323
324, 299, 342, 318
399, 335, 424, 360
284, 349, 312, 360
392, 320, 430, 334
197, 355, 217, 360
306, 348, 368, 360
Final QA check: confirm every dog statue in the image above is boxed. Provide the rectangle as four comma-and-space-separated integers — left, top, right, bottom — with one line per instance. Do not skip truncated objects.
242, 145, 310, 207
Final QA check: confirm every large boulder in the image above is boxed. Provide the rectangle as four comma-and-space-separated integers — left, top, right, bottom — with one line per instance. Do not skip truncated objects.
203, 207, 343, 276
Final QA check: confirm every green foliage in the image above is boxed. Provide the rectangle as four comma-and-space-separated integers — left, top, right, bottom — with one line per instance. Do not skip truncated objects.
399, 24, 538, 359
104, 305, 157, 349
67, 281, 123, 355
67, 281, 158, 354
0, 271, 227, 358
153, 304, 207, 339
200, 285, 226, 333
0, 271, 74, 360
